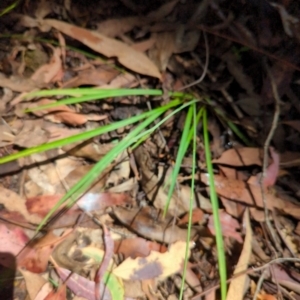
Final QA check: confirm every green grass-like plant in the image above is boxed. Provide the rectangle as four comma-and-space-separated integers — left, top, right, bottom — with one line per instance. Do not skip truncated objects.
0, 87, 235, 299
0, 0, 19, 17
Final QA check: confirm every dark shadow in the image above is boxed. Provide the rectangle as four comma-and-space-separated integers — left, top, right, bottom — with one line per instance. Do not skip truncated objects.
0, 252, 16, 300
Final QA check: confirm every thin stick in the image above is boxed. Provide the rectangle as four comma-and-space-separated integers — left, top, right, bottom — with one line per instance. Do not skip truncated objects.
252, 268, 268, 300
260, 60, 281, 250
178, 31, 209, 91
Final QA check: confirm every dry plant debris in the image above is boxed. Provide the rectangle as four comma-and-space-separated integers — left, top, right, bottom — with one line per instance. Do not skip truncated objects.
1, 0, 300, 299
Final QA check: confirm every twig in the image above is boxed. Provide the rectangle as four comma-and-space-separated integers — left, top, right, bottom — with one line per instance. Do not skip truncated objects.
178, 31, 209, 91
253, 253, 283, 300
253, 60, 281, 300
272, 210, 296, 257
260, 60, 281, 250
252, 268, 268, 300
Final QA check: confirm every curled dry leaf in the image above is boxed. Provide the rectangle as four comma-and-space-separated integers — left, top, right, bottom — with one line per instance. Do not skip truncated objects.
42, 19, 161, 79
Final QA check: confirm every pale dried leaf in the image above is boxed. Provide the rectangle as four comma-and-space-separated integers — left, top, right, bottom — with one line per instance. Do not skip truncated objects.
97, 17, 141, 37
20, 269, 49, 300
227, 209, 252, 299
31, 47, 63, 84
0, 186, 41, 223
42, 19, 161, 79
0, 73, 45, 92
113, 241, 192, 280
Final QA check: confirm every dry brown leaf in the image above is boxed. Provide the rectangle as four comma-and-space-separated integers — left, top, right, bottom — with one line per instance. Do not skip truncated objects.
178, 208, 205, 225
220, 196, 245, 218
62, 140, 114, 161
114, 237, 166, 259
62, 66, 119, 88
0, 185, 41, 224
272, 264, 300, 295
27, 99, 107, 125
134, 146, 201, 215
222, 51, 256, 96
44, 111, 88, 125
0, 73, 46, 92
96, 0, 179, 38
0, 87, 14, 114
97, 17, 142, 37
113, 206, 196, 243
13, 119, 49, 148
147, 0, 179, 20
106, 150, 130, 186
62, 164, 108, 192
31, 47, 63, 84
0, 124, 15, 147
107, 177, 137, 193
34, 0, 52, 19
100, 72, 137, 89
282, 120, 300, 133
149, 31, 177, 71
201, 173, 300, 220
17, 231, 65, 273
236, 96, 261, 116
42, 19, 161, 79
25, 152, 82, 197
213, 147, 263, 166
131, 37, 156, 52
280, 151, 300, 167
208, 210, 243, 243
45, 126, 83, 142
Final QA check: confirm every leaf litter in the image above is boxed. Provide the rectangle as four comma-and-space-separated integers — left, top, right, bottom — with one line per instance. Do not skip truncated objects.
1, 0, 300, 299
